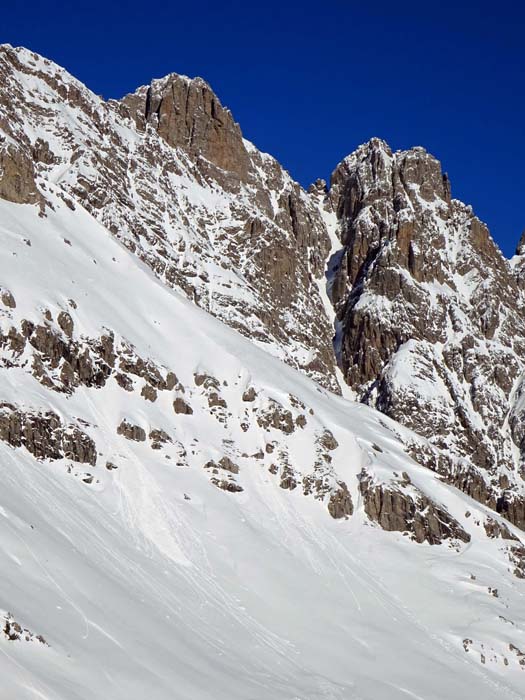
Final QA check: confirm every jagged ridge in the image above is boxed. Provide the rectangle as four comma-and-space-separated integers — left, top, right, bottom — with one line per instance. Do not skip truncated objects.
0, 45, 525, 700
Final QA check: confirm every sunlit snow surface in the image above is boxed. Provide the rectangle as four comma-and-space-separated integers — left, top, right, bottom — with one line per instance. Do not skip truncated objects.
0, 194, 524, 699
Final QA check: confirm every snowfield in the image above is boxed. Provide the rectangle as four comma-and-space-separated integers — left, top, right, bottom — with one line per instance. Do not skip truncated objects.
1, 191, 525, 700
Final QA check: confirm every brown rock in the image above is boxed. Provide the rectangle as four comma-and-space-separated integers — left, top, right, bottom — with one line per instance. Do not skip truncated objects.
208, 392, 227, 408
359, 470, 470, 545
57, 311, 74, 338
0, 403, 96, 465
218, 456, 239, 474
0, 289, 16, 308
204, 456, 239, 474
327, 482, 354, 519
141, 384, 158, 402
484, 516, 518, 540
242, 387, 257, 402
173, 397, 193, 415
117, 419, 146, 442
123, 74, 251, 181
279, 466, 298, 490
115, 373, 133, 391
211, 478, 243, 493
165, 371, 178, 390
256, 400, 295, 434
0, 145, 41, 204
318, 429, 339, 452
149, 428, 171, 444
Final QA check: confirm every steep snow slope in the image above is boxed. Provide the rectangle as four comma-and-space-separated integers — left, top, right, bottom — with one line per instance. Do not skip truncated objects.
1, 187, 525, 699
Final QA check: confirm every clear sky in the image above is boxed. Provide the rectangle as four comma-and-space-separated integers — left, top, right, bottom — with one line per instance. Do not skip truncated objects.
2, 0, 523, 255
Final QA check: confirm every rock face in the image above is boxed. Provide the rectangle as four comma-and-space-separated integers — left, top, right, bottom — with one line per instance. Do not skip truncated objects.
322, 138, 525, 529
0, 403, 96, 465
122, 74, 251, 181
0, 145, 41, 204
0, 311, 177, 398
327, 482, 354, 519
359, 470, 470, 545
3, 612, 48, 646
117, 420, 146, 442
0, 44, 337, 392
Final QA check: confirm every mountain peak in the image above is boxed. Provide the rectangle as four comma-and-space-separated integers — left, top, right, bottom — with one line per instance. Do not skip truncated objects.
340, 136, 393, 166
359, 136, 392, 153
129, 71, 212, 99
121, 70, 250, 179
332, 138, 451, 211
516, 229, 525, 256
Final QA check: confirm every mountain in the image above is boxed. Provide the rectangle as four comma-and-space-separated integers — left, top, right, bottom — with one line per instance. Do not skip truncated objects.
0, 44, 524, 700
322, 139, 525, 528
0, 44, 338, 391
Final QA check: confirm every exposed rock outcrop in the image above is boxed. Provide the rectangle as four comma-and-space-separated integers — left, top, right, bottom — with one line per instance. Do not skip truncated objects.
327, 482, 354, 519
0, 145, 41, 204
322, 137, 525, 529
122, 74, 251, 182
1, 45, 525, 545
173, 397, 193, 415
0, 403, 96, 465
359, 470, 470, 545
117, 420, 146, 442
3, 612, 48, 645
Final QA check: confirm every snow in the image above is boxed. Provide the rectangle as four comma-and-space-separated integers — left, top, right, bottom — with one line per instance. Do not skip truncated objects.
312, 195, 355, 400
0, 188, 524, 700
1, 45, 525, 700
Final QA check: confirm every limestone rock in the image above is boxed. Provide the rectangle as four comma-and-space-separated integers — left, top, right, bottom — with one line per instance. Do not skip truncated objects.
327, 482, 353, 519
324, 137, 525, 530
0, 44, 339, 392
3, 612, 48, 646
0, 403, 96, 465
211, 478, 243, 493
173, 397, 193, 415
122, 74, 251, 181
359, 470, 470, 545
256, 399, 295, 434
117, 420, 146, 442
57, 311, 73, 338
204, 456, 239, 475
0, 145, 41, 204
141, 384, 157, 402
0, 288, 16, 308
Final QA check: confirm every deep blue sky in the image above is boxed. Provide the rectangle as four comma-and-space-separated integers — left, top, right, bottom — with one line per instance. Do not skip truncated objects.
2, 1, 523, 255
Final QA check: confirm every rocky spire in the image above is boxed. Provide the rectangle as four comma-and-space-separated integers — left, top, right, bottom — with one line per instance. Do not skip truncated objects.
121, 73, 251, 181
324, 137, 525, 529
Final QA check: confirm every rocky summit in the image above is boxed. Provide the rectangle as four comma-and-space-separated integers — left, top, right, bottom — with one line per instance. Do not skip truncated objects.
1, 44, 525, 700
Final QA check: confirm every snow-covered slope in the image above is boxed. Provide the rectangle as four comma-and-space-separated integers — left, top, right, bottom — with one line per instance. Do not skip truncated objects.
1, 46, 525, 700
1, 175, 525, 700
